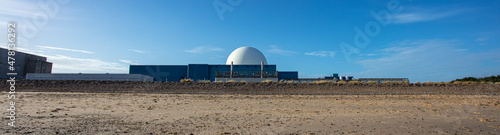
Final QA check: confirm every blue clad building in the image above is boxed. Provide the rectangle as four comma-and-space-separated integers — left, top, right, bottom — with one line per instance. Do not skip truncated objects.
129, 47, 298, 82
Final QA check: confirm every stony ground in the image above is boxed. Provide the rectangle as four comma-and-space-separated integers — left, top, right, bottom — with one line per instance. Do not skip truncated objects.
0, 92, 499, 134
3, 79, 500, 95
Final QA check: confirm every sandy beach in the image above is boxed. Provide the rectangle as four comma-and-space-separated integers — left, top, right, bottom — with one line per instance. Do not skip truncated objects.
2, 92, 499, 134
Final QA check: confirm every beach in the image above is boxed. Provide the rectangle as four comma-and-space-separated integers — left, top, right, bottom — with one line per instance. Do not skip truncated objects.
2, 92, 499, 134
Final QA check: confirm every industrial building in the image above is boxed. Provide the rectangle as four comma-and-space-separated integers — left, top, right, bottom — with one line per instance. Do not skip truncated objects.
0, 47, 52, 79
130, 47, 299, 82
286, 73, 409, 83
26, 73, 153, 81
11, 46, 407, 83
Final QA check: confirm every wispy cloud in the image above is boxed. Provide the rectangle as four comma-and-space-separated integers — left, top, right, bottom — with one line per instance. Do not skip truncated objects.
360, 53, 377, 57
0, 1, 39, 18
305, 51, 335, 58
475, 37, 489, 42
129, 49, 145, 53
0, 44, 45, 54
119, 59, 139, 65
2, 44, 128, 73
393, 6, 468, 24
38, 46, 94, 54
48, 55, 128, 73
351, 39, 500, 82
185, 46, 224, 54
266, 45, 297, 56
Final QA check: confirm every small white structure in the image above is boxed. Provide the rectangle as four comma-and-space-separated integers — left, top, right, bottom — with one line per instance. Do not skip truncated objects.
26, 73, 154, 81
226, 46, 267, 65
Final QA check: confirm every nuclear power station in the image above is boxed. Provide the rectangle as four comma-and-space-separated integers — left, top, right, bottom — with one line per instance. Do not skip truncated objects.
129, 46, 298, 82
20, 46, 407, 83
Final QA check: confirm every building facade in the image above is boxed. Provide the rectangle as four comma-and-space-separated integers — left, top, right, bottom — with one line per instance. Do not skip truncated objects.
130, 64, 297, 82
26, 73, 154, 81
0, 48, 52, 79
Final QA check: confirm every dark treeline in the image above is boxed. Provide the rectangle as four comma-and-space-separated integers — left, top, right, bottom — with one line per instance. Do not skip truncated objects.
453, 75, 500, 82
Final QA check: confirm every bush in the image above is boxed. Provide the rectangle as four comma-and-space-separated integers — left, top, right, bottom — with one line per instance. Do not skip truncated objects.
453, 75, 500, 83
180, 79, 193, 82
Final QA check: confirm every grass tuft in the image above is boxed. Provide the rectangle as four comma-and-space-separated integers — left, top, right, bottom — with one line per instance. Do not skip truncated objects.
261, 80, 275, 83
348, 81, 363, 84
311, 80, 333, 84
198, 80, 211, 83
337, 80, 347, 84
180, 79, 193, 82
366, 81, 377, 84
382, 81, 394, 84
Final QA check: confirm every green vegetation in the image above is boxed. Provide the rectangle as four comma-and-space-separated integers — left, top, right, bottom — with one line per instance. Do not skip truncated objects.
453, 75, 500, 83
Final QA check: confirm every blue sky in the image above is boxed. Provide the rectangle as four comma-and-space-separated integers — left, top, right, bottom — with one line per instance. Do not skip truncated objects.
0, 0, 499, 82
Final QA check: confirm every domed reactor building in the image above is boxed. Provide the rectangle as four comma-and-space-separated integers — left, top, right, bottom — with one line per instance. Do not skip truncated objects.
129, 47, 298, 82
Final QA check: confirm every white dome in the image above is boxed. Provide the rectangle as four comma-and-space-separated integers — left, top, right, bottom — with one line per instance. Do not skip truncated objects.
226, 46, 267, 65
